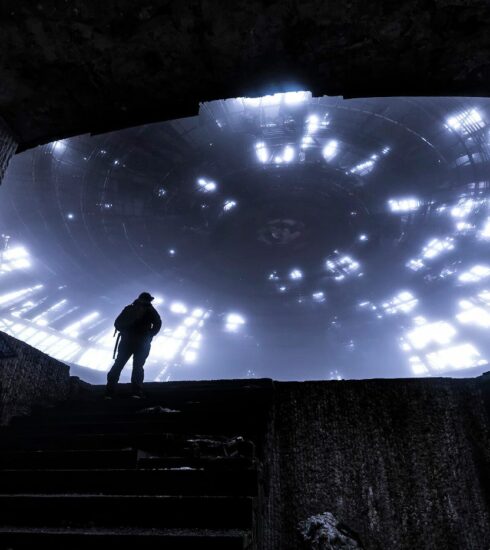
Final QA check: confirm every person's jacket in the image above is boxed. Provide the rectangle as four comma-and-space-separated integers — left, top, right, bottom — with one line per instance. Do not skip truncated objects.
119, 299, 162, 339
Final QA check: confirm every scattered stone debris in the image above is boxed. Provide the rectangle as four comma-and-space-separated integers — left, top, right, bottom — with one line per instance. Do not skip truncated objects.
186, 435, 254, 458
298, 512, 364, 549
136, 406, 180, 415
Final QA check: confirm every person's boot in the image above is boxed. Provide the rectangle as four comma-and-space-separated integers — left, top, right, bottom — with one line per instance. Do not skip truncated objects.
130, 386, 145, 399
104, 386, 116, 399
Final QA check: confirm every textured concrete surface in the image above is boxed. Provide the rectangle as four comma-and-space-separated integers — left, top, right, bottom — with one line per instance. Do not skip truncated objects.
0, 331, 70, 424
262, 378, 490, 550
1, 332, 489, 547
1, 1, 490, 150
0, 117, 16, 181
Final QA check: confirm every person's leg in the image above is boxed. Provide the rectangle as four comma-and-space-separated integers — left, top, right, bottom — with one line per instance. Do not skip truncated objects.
106, 338, 133, 395
131, 338, 151, 395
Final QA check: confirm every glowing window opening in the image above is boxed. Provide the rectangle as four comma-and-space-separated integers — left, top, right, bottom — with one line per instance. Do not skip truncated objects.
350, 159, 375, 176
322, 140, 338, 160
225, 313, 246, 332
170, 302, 188, 315
446, 108, 485, 135
255, 142, 269, 163
197, 178, 217, 192
458, 265, 490, 283
325, 254, 360, 280
426, 343, 486, 371
223, 200, 237, 212
404, 318, 457, 350
479, 218, 490, 240
382, 291, 418, 315
388, 198, 421, 213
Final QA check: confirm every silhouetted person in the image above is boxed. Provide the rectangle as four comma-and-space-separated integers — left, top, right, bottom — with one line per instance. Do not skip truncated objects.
105, 292, 162, 398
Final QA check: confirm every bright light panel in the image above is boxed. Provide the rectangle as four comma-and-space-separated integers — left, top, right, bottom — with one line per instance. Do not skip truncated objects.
422, 237, 454, 259
322, 140, 338, 160
306, 115, 319, 134
170, 302, 188, 315
446, 108, 485, 135
283, 145, 295, 163
350, 159, 375, 176
197, 178, 217, 192
405, 319, 457, 350
389, 198, 421, 213
451, 197, 480, 218
479, 218, 490, 240
225, 313, 246, 332
255, 142, 269, 163
242, 91, 311, 107
426, 343, 485, 370
382, 291, 418, 315
458, 265, 490, 283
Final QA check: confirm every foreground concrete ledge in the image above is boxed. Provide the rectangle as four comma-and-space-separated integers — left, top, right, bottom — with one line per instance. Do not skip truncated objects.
0, 331, 70, 425
1, 330, 489, 549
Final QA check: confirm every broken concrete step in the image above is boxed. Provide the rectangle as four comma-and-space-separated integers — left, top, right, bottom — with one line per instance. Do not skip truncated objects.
0, 449, 137, 469
0, 495, 254, 529
5, 416, 262, 438
0, 527, 252, 549
68, 379, 272, 401
0, 468, 257, 496
15, 406, 263, 426
52, 399, 268, 418
0, 430, 251, 453
0, 449, 253, 470
16, 408, 185, 425
137, 456, 254, 471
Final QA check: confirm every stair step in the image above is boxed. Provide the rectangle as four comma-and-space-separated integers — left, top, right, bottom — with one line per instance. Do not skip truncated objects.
0, 422, 257, 448
0, 430, 253, 453
0, 527, 252, 549
51, 394, 268, 414
137, 456, 254, 470
68, 379, 272, 401
50, 399, 267, 416
0, 449, 137, 469
2, 418, 261, 439
0, 468, 257, 496
11, 411, 264, 432
0, 449, 252, 470
0, 495, 253, 529
0, 382, 266, 549
25, 402, 262, 422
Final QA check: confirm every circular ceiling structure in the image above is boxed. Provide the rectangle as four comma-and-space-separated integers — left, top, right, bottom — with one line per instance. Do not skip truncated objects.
1, 92, 490, 382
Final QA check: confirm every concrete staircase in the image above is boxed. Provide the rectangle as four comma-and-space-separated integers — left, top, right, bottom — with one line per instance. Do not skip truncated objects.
0, 379, 272, 549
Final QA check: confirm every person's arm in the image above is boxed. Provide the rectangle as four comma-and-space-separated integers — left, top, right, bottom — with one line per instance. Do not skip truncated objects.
150, 309, 162, 337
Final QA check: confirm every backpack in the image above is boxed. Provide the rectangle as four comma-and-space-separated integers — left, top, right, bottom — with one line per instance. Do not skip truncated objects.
114, 304, 147, 332
112, 304, 148, 359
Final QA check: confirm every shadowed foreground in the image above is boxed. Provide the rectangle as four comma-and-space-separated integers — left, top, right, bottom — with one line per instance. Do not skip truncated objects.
0, 334, 489, 549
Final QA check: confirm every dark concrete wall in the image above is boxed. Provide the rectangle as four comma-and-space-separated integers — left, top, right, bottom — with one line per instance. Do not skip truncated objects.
262, 378, 490, 550
0, 118, 17, 182
0, 331, 70, 425
1, 1, 490, 151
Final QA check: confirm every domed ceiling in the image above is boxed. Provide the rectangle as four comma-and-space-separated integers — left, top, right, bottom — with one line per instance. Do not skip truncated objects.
1, 92, 490, 381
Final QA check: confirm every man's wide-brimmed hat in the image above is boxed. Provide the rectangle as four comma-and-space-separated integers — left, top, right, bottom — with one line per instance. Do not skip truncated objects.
138, 292, 155, 303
